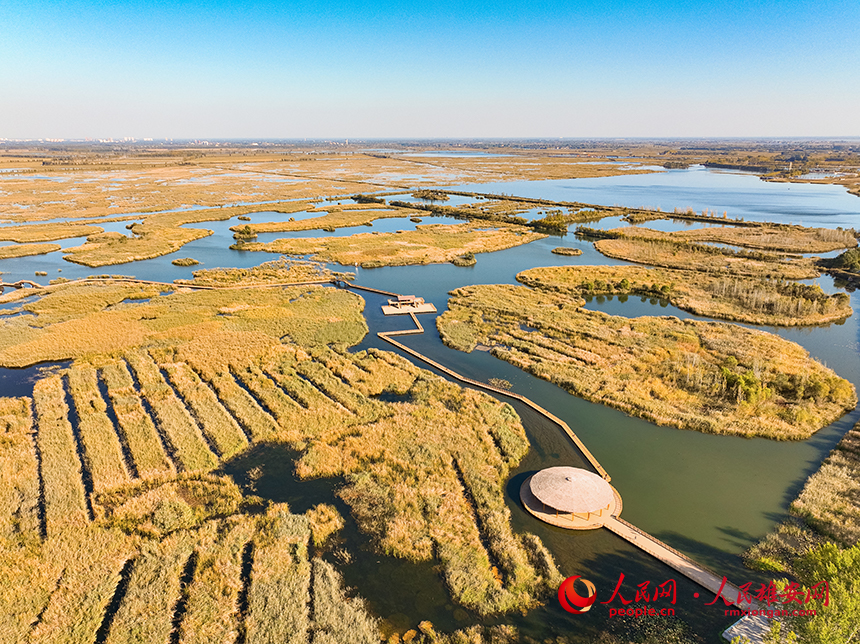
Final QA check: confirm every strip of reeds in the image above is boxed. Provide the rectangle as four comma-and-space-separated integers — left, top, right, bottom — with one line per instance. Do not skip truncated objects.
593, 238, 819, 279
28, 526, 136, 644
174, 257, 354, 287
517, 264, 852, 326
177, 517, 257, 644
294, 359, 378, 419
311, 557, 379, 644
603, 223, 856, 253
67, 365, 130, 492
744, 422, 860, 575
245, 507, 312, 644
0, 222, 104, 243
124, 351, 219, 472
0, 242, 61, 259
103, 529, 199, 644
100, 361, 174, 478
238, 222, 546, 268
191, 366, 278, 442
159, 360, 249, 459
32, 375, 89, 535
63, 225, 212, 268
438, 283, 857, 440
0, 396, 40, 541
230, 362, 305, 426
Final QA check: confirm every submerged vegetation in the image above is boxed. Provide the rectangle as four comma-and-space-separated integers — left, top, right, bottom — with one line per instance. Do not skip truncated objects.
517, 265, 851, 326
438, 283, 855, 439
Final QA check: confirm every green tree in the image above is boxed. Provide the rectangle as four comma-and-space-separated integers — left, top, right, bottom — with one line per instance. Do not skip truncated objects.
787, 543, 860, 643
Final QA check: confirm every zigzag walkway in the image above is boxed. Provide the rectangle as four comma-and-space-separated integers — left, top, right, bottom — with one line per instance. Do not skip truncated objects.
10, 275, 764, 635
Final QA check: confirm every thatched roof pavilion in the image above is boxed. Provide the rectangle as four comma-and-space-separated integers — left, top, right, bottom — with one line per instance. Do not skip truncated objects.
520, 466, 621, 530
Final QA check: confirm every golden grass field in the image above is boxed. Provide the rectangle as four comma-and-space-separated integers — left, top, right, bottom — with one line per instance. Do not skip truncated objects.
517, 264, 852, 326
593, 238, 820, 279
238, 222, 546, 267
437, 283, 855, 440
0, 275, 564, 642
602, 224, 856, 253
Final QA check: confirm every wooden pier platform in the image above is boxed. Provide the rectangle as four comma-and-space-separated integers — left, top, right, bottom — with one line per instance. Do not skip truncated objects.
382, 302, 437, 315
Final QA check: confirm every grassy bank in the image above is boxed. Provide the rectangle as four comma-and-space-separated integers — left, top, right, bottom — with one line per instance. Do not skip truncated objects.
236, 222, 546, 268
592, 238, 819, 279
600, 224, 856, 254
517, 265, 852, 326
438, 284, 855, 439
0, 242, 62, 259
0, 281, 368, 367
174, 257, 354, 287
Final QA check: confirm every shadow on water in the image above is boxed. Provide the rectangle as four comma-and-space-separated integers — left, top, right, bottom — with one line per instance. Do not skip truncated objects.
0, 360, 71, 397
220, 442, 488, 635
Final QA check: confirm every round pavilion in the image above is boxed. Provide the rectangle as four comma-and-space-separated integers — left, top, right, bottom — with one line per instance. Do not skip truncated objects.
520, 466, 621, 529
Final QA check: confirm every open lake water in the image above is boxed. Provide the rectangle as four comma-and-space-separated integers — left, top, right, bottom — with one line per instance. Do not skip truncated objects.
2, 166, 859, 641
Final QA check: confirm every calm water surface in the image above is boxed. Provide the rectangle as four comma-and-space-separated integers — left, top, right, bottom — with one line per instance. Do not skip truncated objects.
2, 168, 858, 641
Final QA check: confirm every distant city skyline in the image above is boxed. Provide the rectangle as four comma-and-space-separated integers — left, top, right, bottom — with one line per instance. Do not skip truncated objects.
2, 0, 858, 140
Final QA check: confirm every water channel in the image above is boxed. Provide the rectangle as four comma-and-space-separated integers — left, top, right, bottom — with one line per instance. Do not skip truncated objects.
2, 166, 859, 641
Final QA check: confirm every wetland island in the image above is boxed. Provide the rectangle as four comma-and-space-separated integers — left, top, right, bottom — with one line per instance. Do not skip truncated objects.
2, 140, 860, 644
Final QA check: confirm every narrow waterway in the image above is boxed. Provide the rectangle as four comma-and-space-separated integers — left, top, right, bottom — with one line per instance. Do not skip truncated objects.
2, 167, 858, 641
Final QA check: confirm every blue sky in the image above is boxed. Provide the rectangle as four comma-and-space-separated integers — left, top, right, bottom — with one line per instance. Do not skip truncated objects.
1, 0, 857, 139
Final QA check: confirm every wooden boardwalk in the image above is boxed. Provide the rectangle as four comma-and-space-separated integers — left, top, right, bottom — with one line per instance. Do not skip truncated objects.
604, 516, 754, 609
374, 299, 764, 622
14, 275, 760, 627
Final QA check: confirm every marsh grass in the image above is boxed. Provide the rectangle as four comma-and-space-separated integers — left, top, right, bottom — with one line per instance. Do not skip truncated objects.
438, 284, 856, 440
230, 206, 410, 234
67, 365, 130, 492
518, 265, 852, 326
0, 397, 40, 543
32, 375, 90, 534
174, 257, 354, 287
312, 557, 380, 644
26, 526, 137, 644
63, 226, 212, 268
0, 243, 62, 259
99, 360, 175, 478
0, 398, 40, 544
2, 282, 367, 369
96, 473, 243, 539
124, 351, 219, 472
605, 223, 856, 253
744, 423, 860, 573
178, 516, 257, 644
102, 528, 199, 644
245, 506, 312, 644
0, 222, 103, 243
239, 222, 546, 267
593, 238, 819, 279
158, 360, 249, 459
791, 424, 860, 545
